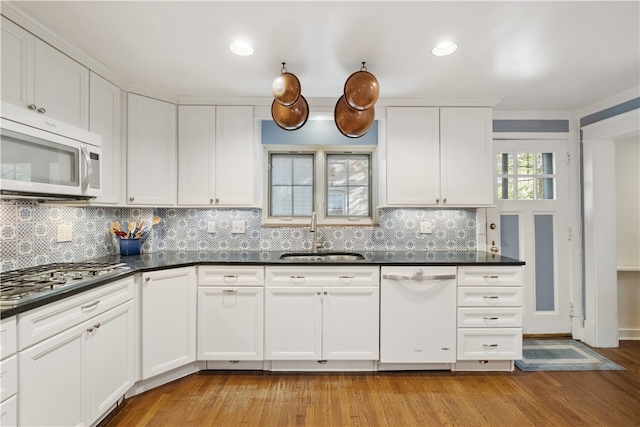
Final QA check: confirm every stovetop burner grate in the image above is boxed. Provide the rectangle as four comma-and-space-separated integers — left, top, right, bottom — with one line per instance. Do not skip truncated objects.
1, 262, 130, 308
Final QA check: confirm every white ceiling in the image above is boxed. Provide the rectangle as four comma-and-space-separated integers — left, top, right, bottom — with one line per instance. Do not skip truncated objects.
7, 1, 640, 111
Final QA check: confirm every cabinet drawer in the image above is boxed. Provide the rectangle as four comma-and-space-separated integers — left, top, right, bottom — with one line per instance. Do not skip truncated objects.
457, 307, 522, 328
198, 266, 264, 286
18, 276, 135, 350
0, 394, 17, 427
0, 316, 16, 360
0, 355, 17, 402
265, 267, 379, 287
457, 287, 522, 307
457, 328, 522, 360
457, 266, 523, 287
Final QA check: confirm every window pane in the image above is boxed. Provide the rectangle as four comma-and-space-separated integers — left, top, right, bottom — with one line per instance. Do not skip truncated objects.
348, 159, 368, 185
536, 177, 556, 200
293, 157, 313, 185
293, 186, 313, 215
271, 186, 292, 216
497, 177, 514, 199
271, 156, 292, 185
270, 153, 314, 217
328, 158, 347, 186
517, 177, 535, 200
327, 190, 345, 215
496, 153, 513, 175
517, 153, 534, 174
537, 153, 555, 175
348, 186, 369, 216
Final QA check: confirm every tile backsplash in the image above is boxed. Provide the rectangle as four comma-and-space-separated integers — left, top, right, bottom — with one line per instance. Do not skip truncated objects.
0, 200, 477, 272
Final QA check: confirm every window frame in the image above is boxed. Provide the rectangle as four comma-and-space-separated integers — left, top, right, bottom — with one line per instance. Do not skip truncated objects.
262, 145, 378, 226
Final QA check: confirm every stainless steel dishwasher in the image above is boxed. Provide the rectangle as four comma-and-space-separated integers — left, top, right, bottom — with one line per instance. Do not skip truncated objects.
380, 266, 457, 364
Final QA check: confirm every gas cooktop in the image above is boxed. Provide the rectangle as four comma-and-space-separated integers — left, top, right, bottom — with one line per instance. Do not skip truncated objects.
0, 261, 131, 308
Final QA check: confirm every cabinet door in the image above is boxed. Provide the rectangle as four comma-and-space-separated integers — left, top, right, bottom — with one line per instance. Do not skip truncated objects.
323, 286, 379, 360
214, 106, 254, 205
34, 39, 89, 129
440, 107, 493, 205
90, 72, 122, 204
141, 267, 196, 379
178, 105, 216, 205
1, 16, 34, 108
127, 93, 177, 205
89, 300, 136, 422
264, 287, 322, 360
197, 287, 264, 360
19, 321, 88, 427
386, 107, 440, 205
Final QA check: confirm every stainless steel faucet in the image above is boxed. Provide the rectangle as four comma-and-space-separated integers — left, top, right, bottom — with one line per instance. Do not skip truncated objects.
310, 211, 323, 253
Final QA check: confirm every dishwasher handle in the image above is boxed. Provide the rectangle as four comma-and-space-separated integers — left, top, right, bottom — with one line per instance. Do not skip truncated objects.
382, 273, 456, 282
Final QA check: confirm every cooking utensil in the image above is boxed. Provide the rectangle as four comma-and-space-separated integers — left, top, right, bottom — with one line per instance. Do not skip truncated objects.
152, 216, 161, 226
271, 63, 301, 106
271, 95, 309, 131
334, 95, 375, 138
128, 222, 136, 238
344, 63, 379, 111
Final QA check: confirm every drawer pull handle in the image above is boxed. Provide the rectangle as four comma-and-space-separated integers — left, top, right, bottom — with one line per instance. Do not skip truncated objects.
223, 275, 238, 279
383, 273, 456, 281
483, 316, 499, 320
81, 300, 100, 310
291, 275, 305, 279
483, 344, 499, 348
483, 296, 499, 299
339, 275, 354, 279
223, 289, 238, 294
483, 275, 499, 279
318, 360, 327, 364
229, 360, 239, 364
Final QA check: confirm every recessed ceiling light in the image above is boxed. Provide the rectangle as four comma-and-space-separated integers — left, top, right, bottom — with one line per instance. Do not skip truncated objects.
229, 41, 254, 56
432, 42, 458, 57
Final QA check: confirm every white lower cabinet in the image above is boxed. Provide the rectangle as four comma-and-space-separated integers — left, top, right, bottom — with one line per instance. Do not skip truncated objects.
18, 299, 135, 426
455, 266, 524, 371
0, 316, 17, 426
141, 267, 197, 379
197, 266, 264, 361
264, 267, 380, 362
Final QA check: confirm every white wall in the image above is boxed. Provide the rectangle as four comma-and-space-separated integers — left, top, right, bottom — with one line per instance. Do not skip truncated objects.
616, 135, 640, 340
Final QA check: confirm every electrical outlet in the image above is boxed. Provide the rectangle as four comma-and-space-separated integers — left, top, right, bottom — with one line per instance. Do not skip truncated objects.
207, 221, 216, 233
57, 223, 73, 242
231, 220, 245, 234
420, 221, 433, 234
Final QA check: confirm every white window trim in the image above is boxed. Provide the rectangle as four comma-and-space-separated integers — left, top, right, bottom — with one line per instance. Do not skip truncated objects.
262, 145, 378, 227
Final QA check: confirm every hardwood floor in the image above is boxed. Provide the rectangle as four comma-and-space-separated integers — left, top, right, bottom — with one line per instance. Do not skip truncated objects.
101, 340, 640, 427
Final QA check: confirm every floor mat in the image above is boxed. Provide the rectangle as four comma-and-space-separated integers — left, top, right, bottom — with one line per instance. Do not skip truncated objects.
514, 339, 625, 371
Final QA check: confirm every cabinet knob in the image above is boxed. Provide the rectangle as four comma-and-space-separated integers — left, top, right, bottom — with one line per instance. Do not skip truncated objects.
317, 291, 321, 295
215, 198, 219, 204
323, 291, 328, 295
145, 277, 151, 282
129, 197, 135, 202
37, 107, 46, 114
94, 322, 101, 329
442, 198, 447, 204
436, 199, 439, 204
28, 104, 37, 111
87, 327, 94, 333
210, 198, 214, 204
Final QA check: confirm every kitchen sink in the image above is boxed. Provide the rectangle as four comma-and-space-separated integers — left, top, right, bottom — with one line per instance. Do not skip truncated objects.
279, 252, 366, 262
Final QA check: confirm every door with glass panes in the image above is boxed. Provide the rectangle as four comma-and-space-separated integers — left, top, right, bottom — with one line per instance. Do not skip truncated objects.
489, 140, 571, 334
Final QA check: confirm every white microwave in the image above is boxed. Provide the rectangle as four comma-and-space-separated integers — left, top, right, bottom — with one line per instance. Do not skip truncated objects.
0, 102, 102, 200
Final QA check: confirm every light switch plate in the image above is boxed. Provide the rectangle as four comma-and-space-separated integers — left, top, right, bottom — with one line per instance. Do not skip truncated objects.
420, 221, 433, 234
207, 221, 216, 233
231, 220, 245, 234
57, 223, 73, 242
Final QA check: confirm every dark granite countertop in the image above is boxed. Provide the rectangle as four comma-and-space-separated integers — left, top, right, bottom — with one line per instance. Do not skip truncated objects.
1, 250, 524, 319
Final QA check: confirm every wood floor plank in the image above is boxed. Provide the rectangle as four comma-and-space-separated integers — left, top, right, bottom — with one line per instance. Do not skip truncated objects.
101, 341, 640, 427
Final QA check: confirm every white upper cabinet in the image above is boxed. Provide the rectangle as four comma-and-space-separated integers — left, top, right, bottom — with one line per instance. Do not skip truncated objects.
127, 93, 177, 206
178, 105, 255, 206
386, 107, 440, 205
1, 16, 89, 129
386, 106, 493, 206
440, 107, 493, 206
89, 72, 122, 205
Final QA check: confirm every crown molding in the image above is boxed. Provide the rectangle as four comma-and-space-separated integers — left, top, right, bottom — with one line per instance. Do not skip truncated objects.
576, 86, 640, 119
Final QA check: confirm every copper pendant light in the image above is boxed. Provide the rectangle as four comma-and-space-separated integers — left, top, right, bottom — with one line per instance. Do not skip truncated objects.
334, 95, 375, 138
344, 62, 379, 111
272, 95, 309, 131
272, 63, 301, 106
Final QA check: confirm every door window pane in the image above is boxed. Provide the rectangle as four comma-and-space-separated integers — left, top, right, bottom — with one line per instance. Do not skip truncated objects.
496, 151, 556, 200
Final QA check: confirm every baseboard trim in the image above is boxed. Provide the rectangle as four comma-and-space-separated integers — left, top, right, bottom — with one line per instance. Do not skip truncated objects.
619, 328, 640, 340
